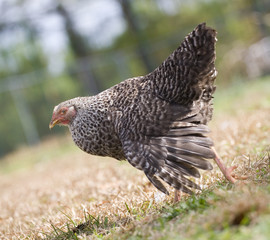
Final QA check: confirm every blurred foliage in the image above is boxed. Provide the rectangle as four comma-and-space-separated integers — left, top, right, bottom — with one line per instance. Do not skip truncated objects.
0, 0, 270, 157
113, 0, 268, 83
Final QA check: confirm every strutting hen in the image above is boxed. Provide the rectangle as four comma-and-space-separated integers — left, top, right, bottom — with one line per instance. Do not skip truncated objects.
50, 23, 240, 198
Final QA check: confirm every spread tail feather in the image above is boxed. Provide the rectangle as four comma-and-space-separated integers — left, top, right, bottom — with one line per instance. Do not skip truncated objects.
148, 124, 215, 194
157, 167, 201, 195
150, 22, 217, 105
146, 174, 169, 195
120, 23, 218, 195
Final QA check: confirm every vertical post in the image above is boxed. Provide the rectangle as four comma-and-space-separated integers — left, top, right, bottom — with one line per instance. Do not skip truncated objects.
10, 87, 40, 145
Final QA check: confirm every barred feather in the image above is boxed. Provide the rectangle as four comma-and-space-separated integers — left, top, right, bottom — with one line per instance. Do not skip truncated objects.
51, 23, 218, 196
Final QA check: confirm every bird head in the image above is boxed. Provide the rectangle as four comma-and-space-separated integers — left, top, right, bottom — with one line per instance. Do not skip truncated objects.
49, 103, 77, 129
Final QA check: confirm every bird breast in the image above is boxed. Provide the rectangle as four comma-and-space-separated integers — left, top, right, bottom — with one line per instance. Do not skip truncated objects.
69, 106, 125, 160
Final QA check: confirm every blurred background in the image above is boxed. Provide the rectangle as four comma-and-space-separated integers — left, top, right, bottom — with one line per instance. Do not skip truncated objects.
0, 0, 269, 158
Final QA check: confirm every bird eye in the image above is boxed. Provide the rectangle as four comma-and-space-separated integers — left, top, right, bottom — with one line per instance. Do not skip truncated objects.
60, 109, 66, 115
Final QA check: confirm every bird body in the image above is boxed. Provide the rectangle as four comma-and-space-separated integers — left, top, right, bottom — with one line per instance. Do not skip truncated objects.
50, 23, 221, 195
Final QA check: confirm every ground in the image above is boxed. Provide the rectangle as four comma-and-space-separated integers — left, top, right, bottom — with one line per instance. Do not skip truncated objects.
0, 77, 269, 239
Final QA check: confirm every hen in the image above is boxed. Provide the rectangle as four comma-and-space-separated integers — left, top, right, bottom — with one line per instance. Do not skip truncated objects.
49, 23, 239, 197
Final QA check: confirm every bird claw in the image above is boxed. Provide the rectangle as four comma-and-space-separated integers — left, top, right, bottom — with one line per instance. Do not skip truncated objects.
223, 165, 238, 183
224, 165, 248, 183
230, 166, 248, 181
211, 147, 248, 184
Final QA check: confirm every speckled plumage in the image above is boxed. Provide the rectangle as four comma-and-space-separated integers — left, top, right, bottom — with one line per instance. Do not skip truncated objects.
53, 23, 218, 195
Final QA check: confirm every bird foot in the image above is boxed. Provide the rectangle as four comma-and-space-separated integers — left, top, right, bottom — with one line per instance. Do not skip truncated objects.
211, 147, 248, 184
222, 165, 248, 183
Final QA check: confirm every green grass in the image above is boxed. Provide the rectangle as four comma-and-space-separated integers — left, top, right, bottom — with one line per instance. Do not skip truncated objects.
111, 161, 270, 240
43, 152, 270, 239
0, 135, 76, 174
213, 76, 270, 115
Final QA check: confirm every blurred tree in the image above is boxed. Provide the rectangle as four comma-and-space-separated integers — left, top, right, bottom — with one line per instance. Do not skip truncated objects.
56, 3, 102, 94
251, 0, 270, 37
0, 0, 269, 158
0, 19, 46, 154
117, 0, 156, 73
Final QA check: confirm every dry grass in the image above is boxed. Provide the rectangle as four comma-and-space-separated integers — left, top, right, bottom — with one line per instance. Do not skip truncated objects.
0, 78, 269, 239
0, 136, 170, 239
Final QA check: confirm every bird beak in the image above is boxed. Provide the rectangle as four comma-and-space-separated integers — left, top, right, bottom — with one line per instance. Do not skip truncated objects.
49, 119, 59, 129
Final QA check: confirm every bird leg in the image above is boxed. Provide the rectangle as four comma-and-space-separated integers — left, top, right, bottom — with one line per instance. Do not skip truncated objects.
174, 147, 247, 203
211, 147, 247, 183
174, 190, 182, 203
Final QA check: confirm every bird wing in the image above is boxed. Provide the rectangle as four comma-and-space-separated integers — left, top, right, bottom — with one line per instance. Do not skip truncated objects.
149, 22, 217, 108
109, 23, 217, 194
110, 98, 215, 195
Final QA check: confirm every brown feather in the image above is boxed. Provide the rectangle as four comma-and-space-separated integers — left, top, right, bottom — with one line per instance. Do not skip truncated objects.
51, 23, 218, 196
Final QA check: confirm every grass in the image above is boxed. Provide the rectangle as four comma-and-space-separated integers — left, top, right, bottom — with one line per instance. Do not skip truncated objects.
112, 154, 270, 240
0, 76, 269, 239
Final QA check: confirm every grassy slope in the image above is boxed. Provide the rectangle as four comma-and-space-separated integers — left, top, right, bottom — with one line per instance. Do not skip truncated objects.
0, 77, 269, 239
